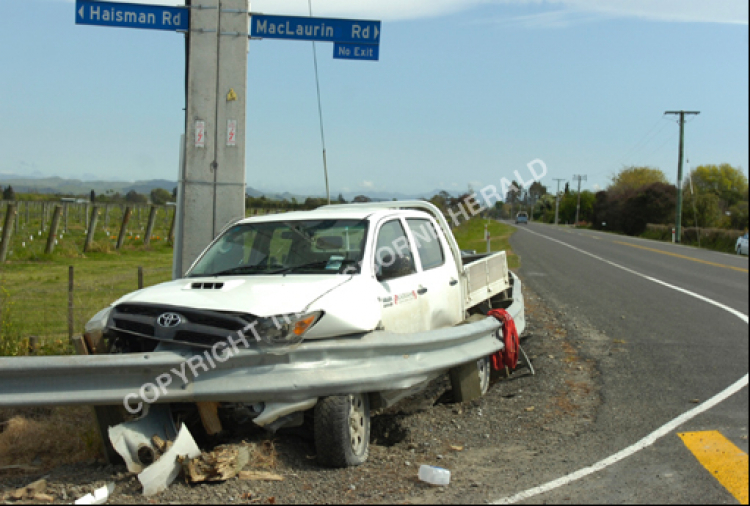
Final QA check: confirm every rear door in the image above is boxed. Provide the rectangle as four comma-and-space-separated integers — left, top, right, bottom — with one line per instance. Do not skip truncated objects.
406, 218, 463, 329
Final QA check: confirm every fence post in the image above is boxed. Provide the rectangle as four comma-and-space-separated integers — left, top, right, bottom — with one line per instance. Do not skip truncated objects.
0, 203, 16, 262
28, 336, 39, 355
25, 201, 30, 225
104, 204, 110, 230
116, 206, 132, 250
84, 205, 100, 253
144, 206, 157, 246
14, 202, 20, 232
168, 207, 176, 244
45, 205, 62, 254
138, 266, 144, 289
68, 265, 74, 342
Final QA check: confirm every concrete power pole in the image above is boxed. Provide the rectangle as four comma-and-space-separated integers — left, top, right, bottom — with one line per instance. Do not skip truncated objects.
664, 110, 700, 243
552, 178, 565, 226
174, 0, 249, 278
573, 174, 586, 226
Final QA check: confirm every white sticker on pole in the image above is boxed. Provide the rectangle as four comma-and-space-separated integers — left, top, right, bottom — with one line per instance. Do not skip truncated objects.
227, 120, 237, 147
195, 121, 205, 148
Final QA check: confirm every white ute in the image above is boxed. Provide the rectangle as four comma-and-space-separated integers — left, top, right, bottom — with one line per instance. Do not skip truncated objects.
0, 201, 525, 469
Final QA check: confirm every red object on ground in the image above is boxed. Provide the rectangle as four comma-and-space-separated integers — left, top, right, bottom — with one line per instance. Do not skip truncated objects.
487, 308, 519, 370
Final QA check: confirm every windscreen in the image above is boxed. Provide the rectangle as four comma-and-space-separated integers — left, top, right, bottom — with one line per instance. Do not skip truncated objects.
188, 219, 369, 277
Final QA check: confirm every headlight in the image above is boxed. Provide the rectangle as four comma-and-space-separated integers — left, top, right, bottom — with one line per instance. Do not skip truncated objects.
84, 306, 112, 335
255, 311, 322, 348
84, 306, 113, 353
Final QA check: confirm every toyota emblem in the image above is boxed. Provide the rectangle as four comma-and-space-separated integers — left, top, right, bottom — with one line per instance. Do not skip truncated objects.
157, 312, 183, 328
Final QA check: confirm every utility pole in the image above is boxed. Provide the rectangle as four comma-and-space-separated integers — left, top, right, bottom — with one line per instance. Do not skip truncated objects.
572, 174, 586, 226
174, 0, 249, 278
664, 110, 700, 243
552, 178, 565, 226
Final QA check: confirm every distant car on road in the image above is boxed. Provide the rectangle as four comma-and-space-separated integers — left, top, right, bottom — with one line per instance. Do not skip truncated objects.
515, 212, 528, 225
736, 232, 749, 255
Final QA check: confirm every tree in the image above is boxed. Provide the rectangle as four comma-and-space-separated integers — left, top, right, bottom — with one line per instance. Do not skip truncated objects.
564, 182, 570, 195
337, 193, 347, 204
621, 183, 676, 235
686, 164, 748, 209
2, 185, 15, 200
150, 188, 173, 205
90, 190, 96, 202
125, 190, 147, 203
609, 166, 668, 193
353, 195, 371, 203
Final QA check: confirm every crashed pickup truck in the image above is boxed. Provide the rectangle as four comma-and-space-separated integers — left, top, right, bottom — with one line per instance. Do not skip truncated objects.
0, 201, 525, 469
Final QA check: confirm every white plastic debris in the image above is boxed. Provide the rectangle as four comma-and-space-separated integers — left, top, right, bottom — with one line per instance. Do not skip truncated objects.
138, 424, 201, 497
74, 482, 115, 505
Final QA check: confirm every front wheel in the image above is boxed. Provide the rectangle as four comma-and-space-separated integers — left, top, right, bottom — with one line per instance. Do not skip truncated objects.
314, 394, 370, 468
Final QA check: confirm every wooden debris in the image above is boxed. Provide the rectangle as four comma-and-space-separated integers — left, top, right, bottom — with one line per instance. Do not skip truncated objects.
181, 445, 250, 483
238, 471, 285, 482
9, 478, 47, 500
32, 493, 54, 503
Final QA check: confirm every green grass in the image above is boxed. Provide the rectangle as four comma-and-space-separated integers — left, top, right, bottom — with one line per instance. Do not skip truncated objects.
0, 246, 173, 355
452, 217, 519, 269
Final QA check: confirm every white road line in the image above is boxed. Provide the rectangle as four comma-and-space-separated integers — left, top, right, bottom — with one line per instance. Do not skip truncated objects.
492, 227, 749, 505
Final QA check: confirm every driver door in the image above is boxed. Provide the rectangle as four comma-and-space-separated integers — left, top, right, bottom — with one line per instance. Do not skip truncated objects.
373, 218, 429, 333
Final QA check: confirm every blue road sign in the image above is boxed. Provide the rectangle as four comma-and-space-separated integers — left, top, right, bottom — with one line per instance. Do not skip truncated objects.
75, 0, 188, 31
251, 15, 380, 45
333, 42, 379, 61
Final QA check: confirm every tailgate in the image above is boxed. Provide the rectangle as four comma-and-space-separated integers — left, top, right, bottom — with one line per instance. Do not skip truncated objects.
463, 251, 511, 308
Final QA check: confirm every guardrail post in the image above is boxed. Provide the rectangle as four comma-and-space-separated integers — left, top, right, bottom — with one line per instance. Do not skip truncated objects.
84, 205, 100, 253
138, 266, 144, 289
0, 203, 16, 262
116, 207, 132, 250
144, 206, 157, 246
45, 205, 62, 254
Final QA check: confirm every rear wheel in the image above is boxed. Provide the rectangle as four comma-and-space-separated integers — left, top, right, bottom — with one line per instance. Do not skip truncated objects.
314, 394, 370, 468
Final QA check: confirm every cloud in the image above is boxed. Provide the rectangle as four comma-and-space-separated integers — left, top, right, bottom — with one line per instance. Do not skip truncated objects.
57, 0, 748, 24
361, 180, 375, 189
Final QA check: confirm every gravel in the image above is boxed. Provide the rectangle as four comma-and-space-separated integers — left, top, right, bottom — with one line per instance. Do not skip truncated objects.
0, 281, 601, 504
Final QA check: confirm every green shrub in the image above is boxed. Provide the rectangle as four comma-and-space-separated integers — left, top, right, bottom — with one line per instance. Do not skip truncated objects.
643, 224, 745, 253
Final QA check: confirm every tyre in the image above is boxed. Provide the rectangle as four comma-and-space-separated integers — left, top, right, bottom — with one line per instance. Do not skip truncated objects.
314, 394, 370, 468
477, 356, 491, 396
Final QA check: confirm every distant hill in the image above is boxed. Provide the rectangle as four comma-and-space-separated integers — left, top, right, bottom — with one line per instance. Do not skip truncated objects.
0, 175, 454, 202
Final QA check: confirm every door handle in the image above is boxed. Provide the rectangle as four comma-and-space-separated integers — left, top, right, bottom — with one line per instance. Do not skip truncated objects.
449, 279, 458, 286
417, 287, 428, 295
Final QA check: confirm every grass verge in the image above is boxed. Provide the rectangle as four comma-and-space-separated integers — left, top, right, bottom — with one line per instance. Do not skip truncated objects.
452, 217, 520, 269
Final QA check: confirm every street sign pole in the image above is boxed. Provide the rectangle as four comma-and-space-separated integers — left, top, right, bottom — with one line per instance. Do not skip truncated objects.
174, 0, 249, 276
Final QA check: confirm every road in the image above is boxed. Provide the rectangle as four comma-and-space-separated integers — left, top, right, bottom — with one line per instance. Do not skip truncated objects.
502, 222, 748, 504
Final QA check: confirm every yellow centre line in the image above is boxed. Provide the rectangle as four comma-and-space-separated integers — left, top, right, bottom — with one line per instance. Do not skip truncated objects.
613, 241, 749, 273
679, 431, 749, 504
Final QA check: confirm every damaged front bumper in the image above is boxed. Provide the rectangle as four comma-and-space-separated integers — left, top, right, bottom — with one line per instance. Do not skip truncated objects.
0, 275, 525, 417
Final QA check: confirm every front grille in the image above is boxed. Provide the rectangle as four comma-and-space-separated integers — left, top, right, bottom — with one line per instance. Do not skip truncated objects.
108, 302, 256, 349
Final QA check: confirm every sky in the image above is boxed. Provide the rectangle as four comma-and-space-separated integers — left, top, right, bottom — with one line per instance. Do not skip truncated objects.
0, 0, 748, 198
